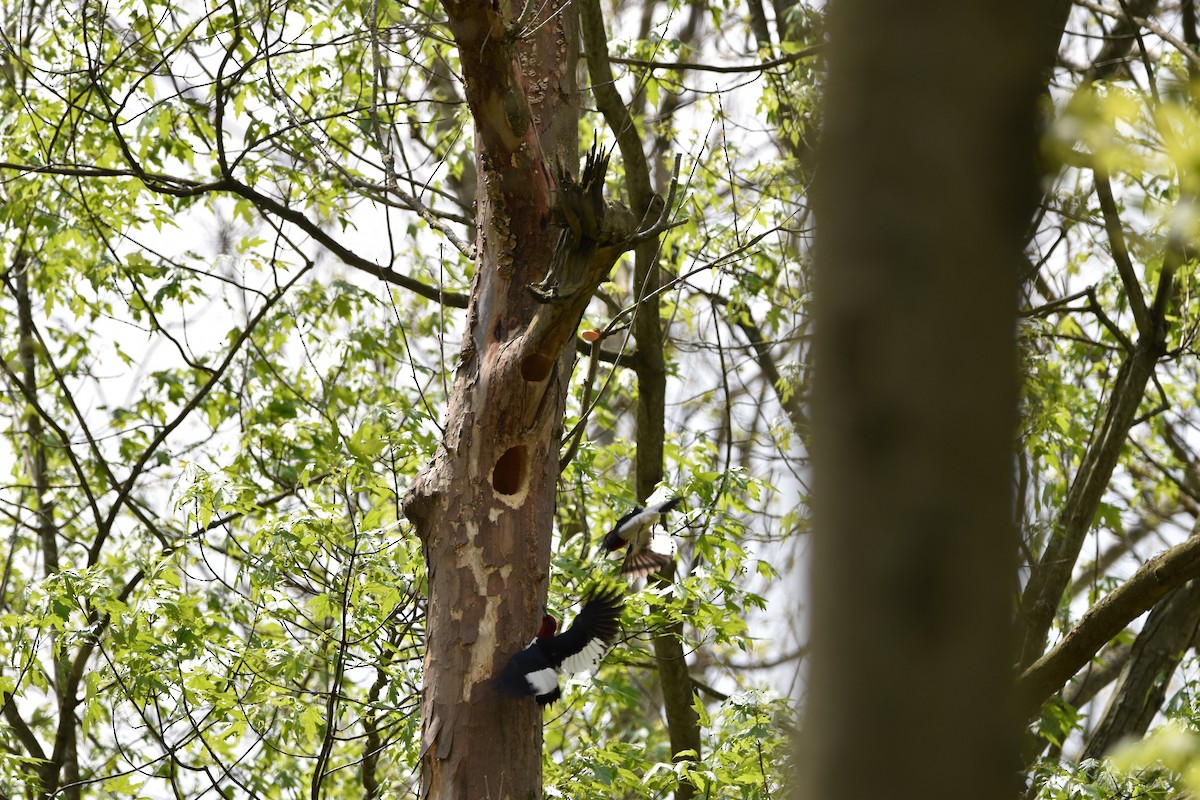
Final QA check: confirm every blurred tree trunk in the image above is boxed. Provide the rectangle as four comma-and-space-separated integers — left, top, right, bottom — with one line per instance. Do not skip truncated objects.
805, 2, 1050, 799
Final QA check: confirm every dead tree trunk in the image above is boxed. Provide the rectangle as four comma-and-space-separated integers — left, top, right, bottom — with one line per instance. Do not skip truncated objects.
401, 4, 677, 797
399, 5, 577, 797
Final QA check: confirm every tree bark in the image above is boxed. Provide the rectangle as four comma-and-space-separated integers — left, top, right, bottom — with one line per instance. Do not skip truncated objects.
1082, 578, 1200, 759
806, 2, 1047, 800
1017, 533, 1200, 720
401, 3, 581, 798
12, 259, 83, 799
401, 4, 669, 796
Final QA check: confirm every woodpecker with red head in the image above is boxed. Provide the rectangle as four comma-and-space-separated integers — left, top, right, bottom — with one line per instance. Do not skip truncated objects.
495, 585, 624, 705
601, 496, 682, 578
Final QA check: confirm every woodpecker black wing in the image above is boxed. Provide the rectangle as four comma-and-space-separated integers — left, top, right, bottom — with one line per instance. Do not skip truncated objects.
601, 497, 682, 552
654, 497, 683, 515
494, 586, 624, 706
541, 585, 625, 676
495, 641, 561, 705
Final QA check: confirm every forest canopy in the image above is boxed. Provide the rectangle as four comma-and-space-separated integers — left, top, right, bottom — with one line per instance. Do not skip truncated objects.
5, 0, 1200, 798
0, 0, 804, 796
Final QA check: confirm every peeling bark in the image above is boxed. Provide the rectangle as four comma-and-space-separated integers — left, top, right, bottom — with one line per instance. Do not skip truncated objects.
401, 5, 577, 799
399, 2, 675, 797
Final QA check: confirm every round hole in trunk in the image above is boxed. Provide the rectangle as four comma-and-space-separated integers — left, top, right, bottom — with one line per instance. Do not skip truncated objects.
492, 445, 528, 496
520, 353, 552, 382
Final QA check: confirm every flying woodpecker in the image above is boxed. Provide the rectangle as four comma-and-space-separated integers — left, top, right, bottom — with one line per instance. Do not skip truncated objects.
601, 496, 682, 578
495, 585, 625, 705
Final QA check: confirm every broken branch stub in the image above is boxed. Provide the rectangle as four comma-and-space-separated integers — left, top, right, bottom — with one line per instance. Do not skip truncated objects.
528, 141, 679, 304
515, 148, 684, 419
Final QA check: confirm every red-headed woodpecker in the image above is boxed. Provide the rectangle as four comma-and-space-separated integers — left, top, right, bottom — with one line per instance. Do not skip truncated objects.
495, 585, 624, 705
601, 497, 682, 578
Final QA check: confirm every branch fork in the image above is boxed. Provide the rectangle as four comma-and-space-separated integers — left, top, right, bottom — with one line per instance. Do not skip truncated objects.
528, 142, 682, 303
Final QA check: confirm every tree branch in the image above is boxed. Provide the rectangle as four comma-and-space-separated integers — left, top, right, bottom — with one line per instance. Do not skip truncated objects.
610, 43, 824, 74
91, 263, 314, 565
1, 690, 47, 774
0, 161, 470, 307
706, 290, 808, 433
1092, 167, 1152, 337
1017, 194, 1188, 667
1017, 533, 1200, 719
1081, 577, 1200, 758
1017, 339, 1162, 666
1076, 0, 1200, 71
579, 6, 700, 799
226, 179, 469, 307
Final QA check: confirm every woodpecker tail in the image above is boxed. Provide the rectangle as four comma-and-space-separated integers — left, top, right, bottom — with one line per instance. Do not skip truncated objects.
620, 547, 673, 579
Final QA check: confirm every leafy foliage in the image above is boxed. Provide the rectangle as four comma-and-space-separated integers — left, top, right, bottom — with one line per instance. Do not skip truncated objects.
0, 0, 807, 795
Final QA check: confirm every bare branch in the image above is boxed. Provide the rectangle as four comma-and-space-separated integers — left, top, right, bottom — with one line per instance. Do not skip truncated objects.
611, 43, 825, 74
1018, 533, 1200, 718
1092, 167, 1151, 337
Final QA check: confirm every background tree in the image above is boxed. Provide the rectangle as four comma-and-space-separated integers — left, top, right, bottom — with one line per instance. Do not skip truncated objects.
1012, 6, 1200, 792
806, 1, 1049, 798
17, 0, 1200, 796
801, 1, 1200, 797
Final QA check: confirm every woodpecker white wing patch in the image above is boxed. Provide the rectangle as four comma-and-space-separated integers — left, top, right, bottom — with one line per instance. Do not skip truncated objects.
645, 486, 677, 508
648, 525, 677, 557
603, 497, 683, 555
558, 635, 611, 676
524, 667, 559, 696
612, 506, 660, 538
